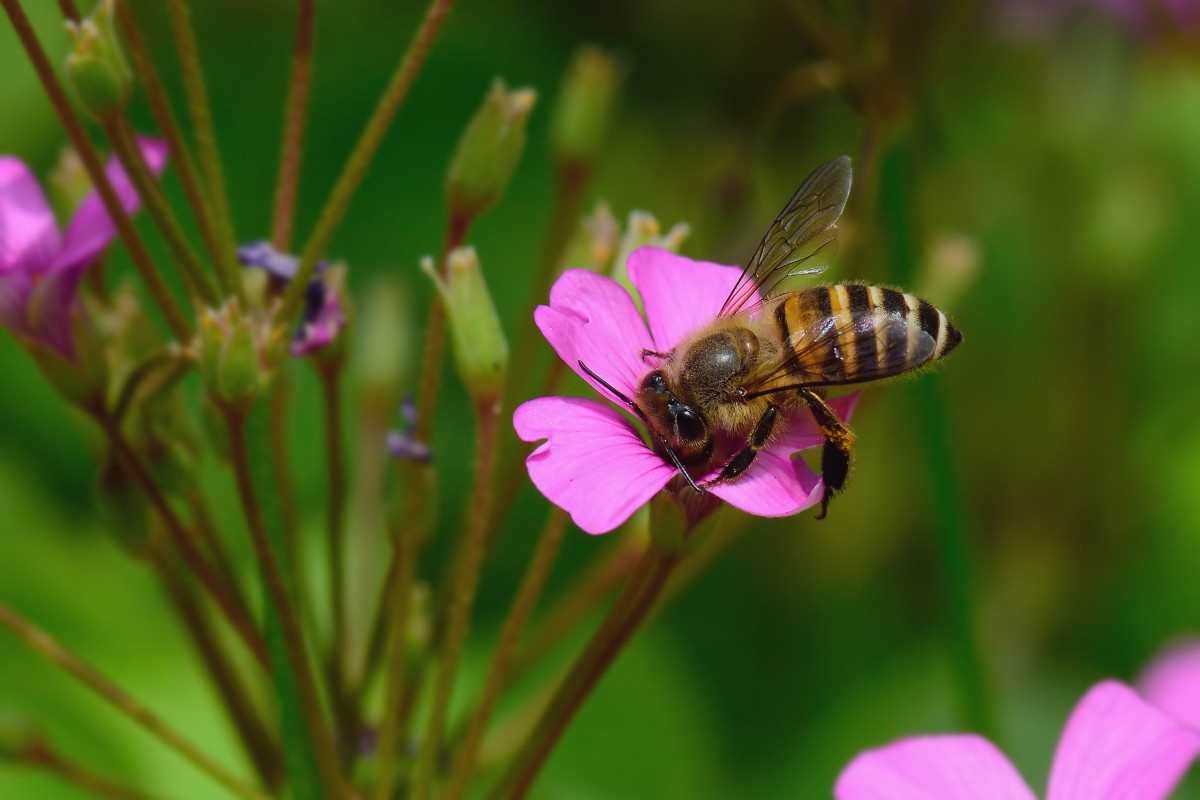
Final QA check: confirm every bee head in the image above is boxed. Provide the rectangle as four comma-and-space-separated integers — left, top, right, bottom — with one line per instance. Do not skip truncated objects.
637, 371, 712, 463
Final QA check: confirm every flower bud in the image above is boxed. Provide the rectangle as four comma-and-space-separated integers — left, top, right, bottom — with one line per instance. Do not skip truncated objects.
559, 201, 620, 274
422, 247, 508, 403
447, 80, 537, 223
357, 279, 413, 406
48, 147, 91, 220
611, 210, 690, 301
552, 47, 622, 166
199, 301, 275, 411
64, 0, 133, 121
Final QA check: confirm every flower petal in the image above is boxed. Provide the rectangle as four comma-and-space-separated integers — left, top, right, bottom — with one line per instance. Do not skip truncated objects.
835, 734, 1036, 800
1138, 638, 1200, 731
1046, 680, 1200, 800
536, 268, 656, 400
0, 158, 60, 329
706, 446, 824, 517
55, 136, 168, 276
626, 246, 744, 350
772, 392, 859, 453
513, 396, 675, 534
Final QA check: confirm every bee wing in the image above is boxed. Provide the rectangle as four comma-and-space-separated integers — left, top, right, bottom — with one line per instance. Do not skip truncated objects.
718, 156, 853, 318
743, 312, 935, 394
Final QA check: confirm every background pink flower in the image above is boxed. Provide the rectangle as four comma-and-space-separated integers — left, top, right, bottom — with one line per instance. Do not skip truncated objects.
0, 137, 166, 359
1139, 638, 1200, 731
513, 246, 856, 535
835, 681, 1200, 800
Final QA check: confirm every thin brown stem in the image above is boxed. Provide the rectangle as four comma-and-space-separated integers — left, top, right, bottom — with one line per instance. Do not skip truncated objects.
0, 603, 270, 800
53, 0, 77, 21
411, 399, 502, 798
224, 407, 346, 799
164, 0, 243, 300
446, 507, 569, 799
486, 545, 679, 799
267, 376, 304, 612
1, 0, 191, 342
20, 740, 157, 800
271, 0, 316, 250
277, 0, 455, 334
93, 410, 269, 670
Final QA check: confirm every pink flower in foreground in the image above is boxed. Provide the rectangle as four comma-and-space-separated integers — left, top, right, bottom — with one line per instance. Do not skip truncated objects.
835, 681, 1200, 800
0, 137, 166, 359
512, 246, 856, 535
1139, 638, 1200, 731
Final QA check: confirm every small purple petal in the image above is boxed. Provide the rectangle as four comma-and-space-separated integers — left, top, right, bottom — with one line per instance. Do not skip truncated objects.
55, 136, 168, 277
385, 431, 432, 463
514, 396, 675, 534
1046, 680, 1200, 800
1139, 638, 1200, 731
534, 269, 656, 401
835, 734, 1037, 800
626, 246, 744, 350
0, 157, 61, 279
291, 286, 344, 356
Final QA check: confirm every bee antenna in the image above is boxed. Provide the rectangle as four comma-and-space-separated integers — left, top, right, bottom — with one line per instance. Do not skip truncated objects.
576, 359, 704, 495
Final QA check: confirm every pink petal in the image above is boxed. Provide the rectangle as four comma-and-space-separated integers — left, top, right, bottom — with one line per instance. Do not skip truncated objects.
706, 446, 824, 517
55, 136, 168, 276
535, 268, 656, 400
835, 734, 1036, 800
0, 157, 60, 278
1046, 680, 1200, 800
513, 396, 675, 534
626, 246, 744, 350
1139, 638, 1200, 731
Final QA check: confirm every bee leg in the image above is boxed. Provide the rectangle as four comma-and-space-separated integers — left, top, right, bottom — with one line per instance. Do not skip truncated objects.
640, 348, 674, 361
701, 404, 778, 486
799, 389, 855, 520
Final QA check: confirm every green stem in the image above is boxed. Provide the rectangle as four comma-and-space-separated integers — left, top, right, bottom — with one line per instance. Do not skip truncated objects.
21, 741, 157, 800
446, 507, 569, 799
103, 115, 221, 306
410, 398, 502, 798
0, 603, 269, 800
486, 545, 679, 800
0, 0, 191, 342
276, 0, 455, 335
267, 375, 304, 617
224, 405, 345, 799
270, 0, 316, 251
152, 553, 283, 789
164, 0, 243, 300
94, 410, 269, 670
115, 0, 223, 270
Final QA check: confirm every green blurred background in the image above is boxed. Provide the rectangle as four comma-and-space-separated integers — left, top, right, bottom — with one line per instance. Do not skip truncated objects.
4, 0, 1200, 796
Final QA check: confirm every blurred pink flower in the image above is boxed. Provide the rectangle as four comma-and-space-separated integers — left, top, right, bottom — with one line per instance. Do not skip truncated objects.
835, 681, 1200, 800
1139, 638, 1200, 731
0, 138, 167, 359
513, 246, 856, 535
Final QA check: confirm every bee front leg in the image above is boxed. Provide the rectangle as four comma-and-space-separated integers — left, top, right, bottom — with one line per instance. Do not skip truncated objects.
640, 348, 674, 362
799, 389, 855, 520
700, 405, 778, 486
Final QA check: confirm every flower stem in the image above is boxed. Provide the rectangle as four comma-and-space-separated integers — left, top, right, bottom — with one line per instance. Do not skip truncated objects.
410, 397, 502, 798
270, 0, 316, 251
93, 410, 268, 670
102, 115, 221, 307
0, 603, 269, 800
446, 506, 569, 800
114, 0, 223, 270
267, 375, 305, 620
53, 0, 76, 21
486, 544, 679, 800
19, 740, 156, 800
0, 0, 192, 343
152, 552, 283, 789
163, 0, 243, 301
276, 0, 455, 338
224, 404, 346, 799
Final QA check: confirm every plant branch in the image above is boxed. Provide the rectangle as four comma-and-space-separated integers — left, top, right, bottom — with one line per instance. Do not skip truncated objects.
270, 0, 316, 250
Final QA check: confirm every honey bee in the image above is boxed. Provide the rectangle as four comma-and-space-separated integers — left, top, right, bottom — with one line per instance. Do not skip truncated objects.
580, 156, 962, 518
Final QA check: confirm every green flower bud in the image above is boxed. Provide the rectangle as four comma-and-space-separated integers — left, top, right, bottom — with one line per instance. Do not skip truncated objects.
611, 210, 690, 302
552, 46, 622, 165
64, 0, 133, 121
447, 79, 537, 223
422, 247, 508, 403
198, 301, 274, 411
48, 147, 91, 220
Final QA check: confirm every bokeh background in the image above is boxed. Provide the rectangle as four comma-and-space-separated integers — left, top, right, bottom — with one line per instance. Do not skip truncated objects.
3, 0, 1200, 796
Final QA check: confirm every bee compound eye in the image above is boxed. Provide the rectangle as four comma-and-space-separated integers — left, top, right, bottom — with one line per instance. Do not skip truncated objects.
674, 406, 705, 441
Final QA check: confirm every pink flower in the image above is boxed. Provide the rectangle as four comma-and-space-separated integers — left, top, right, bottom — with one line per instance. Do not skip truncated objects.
0, 137, 167, 359
835, 681, 1200, 800
512, 246, 856, 535
1139, 638, 1200, 731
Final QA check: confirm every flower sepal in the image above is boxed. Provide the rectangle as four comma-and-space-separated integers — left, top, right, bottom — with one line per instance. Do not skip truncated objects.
24, 301, 109, 410
648, 485, 720, 557
64, 0, 133, 121
199, 300, 279, 413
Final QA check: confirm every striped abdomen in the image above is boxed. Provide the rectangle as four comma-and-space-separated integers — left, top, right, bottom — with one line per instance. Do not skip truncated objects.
771, 285, 962, 386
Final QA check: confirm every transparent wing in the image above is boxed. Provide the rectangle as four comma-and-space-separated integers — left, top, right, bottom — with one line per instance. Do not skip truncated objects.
718, 155, 853, 318
742, 313, 935, 394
